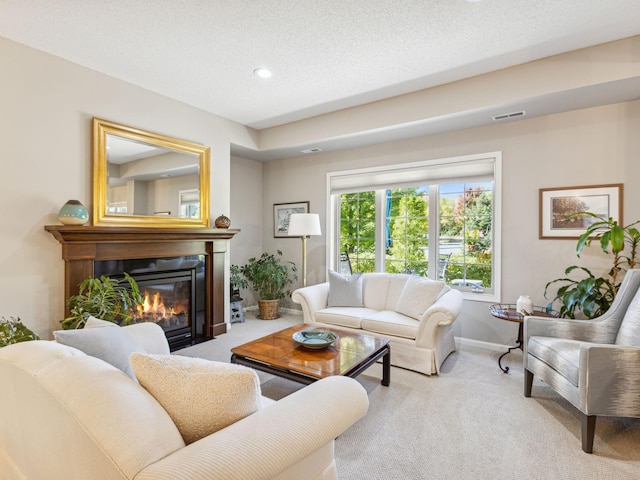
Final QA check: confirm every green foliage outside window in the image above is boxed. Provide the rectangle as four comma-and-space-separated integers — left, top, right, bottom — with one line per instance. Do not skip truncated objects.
386, 188, 429, 275
339, 182, 494, 288
439, 185, 493, 286
340, 192, 376, 273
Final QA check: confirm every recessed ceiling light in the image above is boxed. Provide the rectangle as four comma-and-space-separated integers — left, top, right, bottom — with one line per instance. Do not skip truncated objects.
254, 68, 272, 78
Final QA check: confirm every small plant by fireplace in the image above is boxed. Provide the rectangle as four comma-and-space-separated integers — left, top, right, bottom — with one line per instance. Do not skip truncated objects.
63, 273, 143, 330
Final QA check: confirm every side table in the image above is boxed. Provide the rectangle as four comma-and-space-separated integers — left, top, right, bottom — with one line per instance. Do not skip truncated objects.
489, 304, 558, 373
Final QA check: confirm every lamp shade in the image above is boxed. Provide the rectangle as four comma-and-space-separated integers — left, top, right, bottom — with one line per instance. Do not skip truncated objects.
288, 213, 321, 236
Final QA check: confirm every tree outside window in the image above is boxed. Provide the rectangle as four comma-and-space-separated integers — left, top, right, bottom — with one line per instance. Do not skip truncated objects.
339, 182, 493, 290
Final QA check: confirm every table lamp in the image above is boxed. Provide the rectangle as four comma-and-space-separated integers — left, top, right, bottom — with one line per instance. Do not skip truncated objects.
288, 213, 321, 287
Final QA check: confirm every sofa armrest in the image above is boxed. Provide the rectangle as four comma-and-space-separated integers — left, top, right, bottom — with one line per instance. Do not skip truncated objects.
135, 376, 369, 480
292, 283, 330, 324
581, 344, 640, 416
415, 288, 463, 348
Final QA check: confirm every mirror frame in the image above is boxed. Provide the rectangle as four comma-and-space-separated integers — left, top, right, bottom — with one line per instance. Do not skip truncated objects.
92, 117, 210, 228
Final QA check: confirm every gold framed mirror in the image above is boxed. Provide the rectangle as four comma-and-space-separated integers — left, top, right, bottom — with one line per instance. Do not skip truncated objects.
92, 118, 210, 228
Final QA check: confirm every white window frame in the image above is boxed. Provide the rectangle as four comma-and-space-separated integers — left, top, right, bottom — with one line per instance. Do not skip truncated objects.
326, 152, 502, 303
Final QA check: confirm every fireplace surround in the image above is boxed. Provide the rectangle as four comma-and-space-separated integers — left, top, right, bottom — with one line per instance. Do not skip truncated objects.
45, 225, 238, 345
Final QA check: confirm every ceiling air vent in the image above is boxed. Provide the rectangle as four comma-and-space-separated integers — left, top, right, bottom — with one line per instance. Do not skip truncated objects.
492, 110, 526, 121
301, 147, 323, 154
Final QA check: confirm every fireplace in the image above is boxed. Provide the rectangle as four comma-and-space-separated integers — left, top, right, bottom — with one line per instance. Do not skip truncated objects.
94, 256, 205, 350
45, 225, 239, 345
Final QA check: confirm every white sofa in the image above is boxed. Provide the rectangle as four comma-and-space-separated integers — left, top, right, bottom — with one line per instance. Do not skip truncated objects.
292, 273, 463, 375
0, 322, 369, 480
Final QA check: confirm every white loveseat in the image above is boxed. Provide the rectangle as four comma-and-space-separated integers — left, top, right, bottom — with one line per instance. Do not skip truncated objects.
0, 322, 369, 480
292, 273, 463, 375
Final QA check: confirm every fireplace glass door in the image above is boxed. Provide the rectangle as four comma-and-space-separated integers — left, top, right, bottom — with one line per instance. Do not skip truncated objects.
131, 270, 196, 349
94, 256, 205, 350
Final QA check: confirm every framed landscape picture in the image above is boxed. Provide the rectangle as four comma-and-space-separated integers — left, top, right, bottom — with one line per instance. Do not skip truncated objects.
539, 184, 622, 239
273, 201, 309, 237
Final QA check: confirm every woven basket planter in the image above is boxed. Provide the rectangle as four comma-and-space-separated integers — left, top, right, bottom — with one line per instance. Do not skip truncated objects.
258, 299, 280, 320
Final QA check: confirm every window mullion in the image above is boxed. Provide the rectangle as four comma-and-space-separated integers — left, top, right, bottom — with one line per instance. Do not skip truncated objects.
375, 190, 386, 272
427, 185, 439, 279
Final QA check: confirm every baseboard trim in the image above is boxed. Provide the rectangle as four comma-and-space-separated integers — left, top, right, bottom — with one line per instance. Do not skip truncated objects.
243, 305, 303, 316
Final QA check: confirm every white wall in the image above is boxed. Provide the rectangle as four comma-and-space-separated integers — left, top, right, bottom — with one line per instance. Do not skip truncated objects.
0, 37, 257, 338
254, 100, 640, 346
229, 155, 264, 305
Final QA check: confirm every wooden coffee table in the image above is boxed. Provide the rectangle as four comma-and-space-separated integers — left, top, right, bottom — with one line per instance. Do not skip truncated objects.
230, 324, 390, 386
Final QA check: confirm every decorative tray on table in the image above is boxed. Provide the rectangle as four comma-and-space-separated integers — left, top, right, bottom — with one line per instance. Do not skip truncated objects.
292, 329, 339, 350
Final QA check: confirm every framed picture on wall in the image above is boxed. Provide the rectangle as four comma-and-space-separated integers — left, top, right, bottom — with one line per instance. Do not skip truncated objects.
274, 201, 309, 237
539, 183, 623, 239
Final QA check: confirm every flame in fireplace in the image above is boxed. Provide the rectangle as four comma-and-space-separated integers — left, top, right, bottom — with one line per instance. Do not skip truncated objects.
139, 292, 169, 317
135, 291, 187, 323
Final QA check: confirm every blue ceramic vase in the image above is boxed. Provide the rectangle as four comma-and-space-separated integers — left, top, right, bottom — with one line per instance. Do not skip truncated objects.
58, 200, 89, 225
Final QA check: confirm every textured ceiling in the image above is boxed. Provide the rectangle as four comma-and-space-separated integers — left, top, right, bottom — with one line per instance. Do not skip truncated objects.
2, 0, 640, 134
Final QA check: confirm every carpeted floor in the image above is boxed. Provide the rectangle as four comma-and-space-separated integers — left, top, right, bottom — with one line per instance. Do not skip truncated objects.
178, 312, 640, 480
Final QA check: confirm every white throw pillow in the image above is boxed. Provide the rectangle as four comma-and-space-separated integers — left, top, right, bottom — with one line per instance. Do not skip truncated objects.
53, 322, 145, 379
395, 276, 445, 320
327, 270, 364, 307
84, 315, 119, 329
130, 353, 261, 444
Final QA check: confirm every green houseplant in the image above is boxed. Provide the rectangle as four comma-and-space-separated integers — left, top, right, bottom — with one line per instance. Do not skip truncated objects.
62, 273, 143, 329
230, 264, 248, 301
0, 317, 39, 347
239, 250, 297, 320
545, 213, 640, 319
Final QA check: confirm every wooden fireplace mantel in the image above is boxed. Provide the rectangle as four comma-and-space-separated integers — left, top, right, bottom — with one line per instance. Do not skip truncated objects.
45, 225, 240, 337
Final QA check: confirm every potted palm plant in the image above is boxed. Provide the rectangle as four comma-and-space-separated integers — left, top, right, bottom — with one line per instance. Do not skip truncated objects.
239, 250, 297, 320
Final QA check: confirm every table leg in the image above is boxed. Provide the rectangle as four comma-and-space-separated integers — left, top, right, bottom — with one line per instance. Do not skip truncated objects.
381, 346, 390, 386
498, 323, 524, 374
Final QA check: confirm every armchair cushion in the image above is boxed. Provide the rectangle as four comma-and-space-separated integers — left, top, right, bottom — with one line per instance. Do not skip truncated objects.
327, 270, 364, 307
527, 336, 582, 386
130, 353, 261, 445
395, 276, 444, 320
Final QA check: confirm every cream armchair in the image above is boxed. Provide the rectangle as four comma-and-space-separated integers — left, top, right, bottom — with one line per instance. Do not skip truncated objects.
523, 269, 640, 453
0, 323, 369, 479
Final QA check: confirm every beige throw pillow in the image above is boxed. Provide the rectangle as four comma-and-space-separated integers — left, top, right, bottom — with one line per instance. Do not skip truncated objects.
130, 353, 261, 444
395, 276, 445, 320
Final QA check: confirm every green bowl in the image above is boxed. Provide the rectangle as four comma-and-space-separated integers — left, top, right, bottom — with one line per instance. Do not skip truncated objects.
292, 329, 339, 349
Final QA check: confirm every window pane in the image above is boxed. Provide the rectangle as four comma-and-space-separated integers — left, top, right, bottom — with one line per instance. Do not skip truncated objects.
340, 192, 376, 273
385, 187, 429, 275
439, 182, 493, 289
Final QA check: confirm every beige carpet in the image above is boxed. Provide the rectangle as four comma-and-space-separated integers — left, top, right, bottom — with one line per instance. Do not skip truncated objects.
178, 312, 640, 480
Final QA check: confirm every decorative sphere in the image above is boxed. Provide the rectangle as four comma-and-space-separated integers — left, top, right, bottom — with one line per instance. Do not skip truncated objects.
58, 200, 89, 225
214, 214, 231, 229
